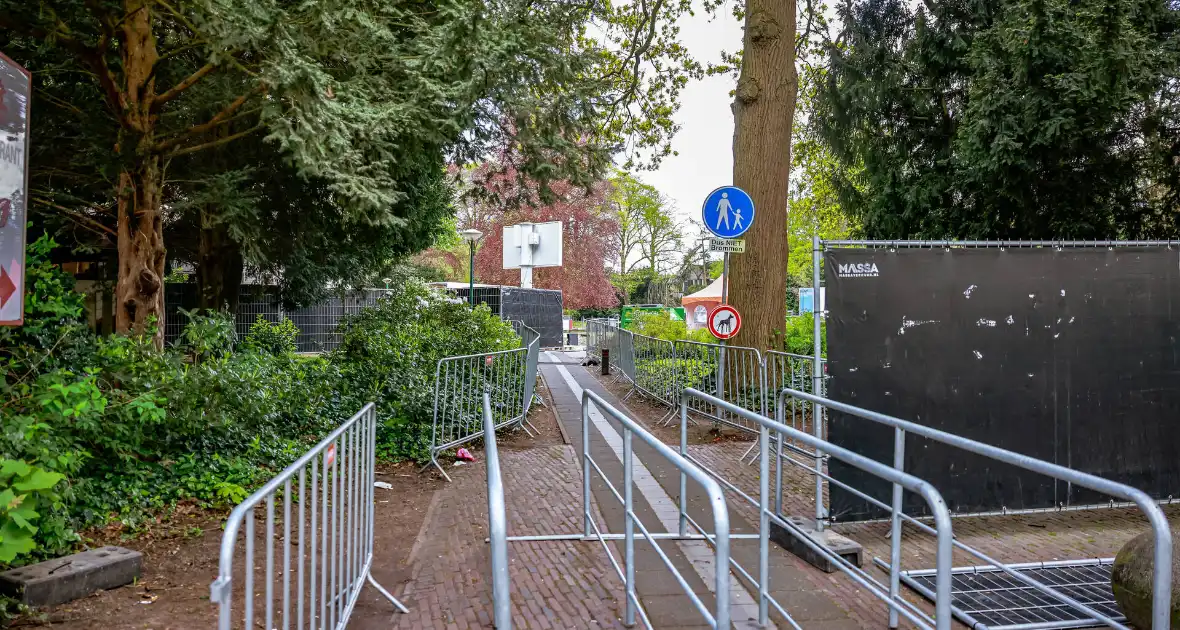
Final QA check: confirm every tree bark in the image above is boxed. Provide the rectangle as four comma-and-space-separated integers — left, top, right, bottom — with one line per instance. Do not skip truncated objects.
114, 0, 166, 345
728, 0, 797, 351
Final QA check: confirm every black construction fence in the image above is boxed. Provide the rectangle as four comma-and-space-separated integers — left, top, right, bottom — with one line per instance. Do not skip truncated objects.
443, 285, 564, 348
822, 243, 1180, 520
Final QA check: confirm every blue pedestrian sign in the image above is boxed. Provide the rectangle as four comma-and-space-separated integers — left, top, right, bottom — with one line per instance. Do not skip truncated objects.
702, 186, 754, 239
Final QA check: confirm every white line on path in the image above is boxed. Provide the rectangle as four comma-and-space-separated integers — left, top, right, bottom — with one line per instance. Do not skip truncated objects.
547, 352, 769, 629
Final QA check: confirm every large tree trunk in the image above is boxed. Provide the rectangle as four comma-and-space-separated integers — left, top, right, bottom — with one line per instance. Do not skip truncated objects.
114, 0, 166, 345
728, 0, 797, 351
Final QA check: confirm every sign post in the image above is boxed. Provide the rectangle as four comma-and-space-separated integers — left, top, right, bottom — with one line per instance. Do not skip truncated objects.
701, 185, 754, 417
0, 52, 30, 326
700, 185, 754, 331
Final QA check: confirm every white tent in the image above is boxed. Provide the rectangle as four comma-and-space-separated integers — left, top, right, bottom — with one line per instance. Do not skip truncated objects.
681, 275, 725, 330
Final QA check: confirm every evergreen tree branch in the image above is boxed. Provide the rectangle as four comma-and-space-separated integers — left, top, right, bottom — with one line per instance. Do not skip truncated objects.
153, 60, 219, 109
167, 123, 265, 157
154, 85, 264, 152
31, 196, 117, 238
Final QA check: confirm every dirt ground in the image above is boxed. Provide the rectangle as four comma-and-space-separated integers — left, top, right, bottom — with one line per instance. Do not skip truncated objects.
13, 388, 563, 630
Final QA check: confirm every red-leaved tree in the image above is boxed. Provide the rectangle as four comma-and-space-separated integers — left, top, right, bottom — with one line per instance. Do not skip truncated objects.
461, 153, 621, 310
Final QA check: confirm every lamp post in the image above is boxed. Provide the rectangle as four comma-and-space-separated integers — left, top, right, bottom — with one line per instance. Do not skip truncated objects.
459, 228, 483, 308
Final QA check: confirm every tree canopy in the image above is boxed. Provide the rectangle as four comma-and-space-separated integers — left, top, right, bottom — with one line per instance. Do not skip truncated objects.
2, 0, 710, 338
817, 0, 1180, 240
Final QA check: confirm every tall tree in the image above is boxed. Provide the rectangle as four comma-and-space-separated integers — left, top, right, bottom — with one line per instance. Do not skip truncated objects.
3, 0, 707, 341
817, 0, 1180, 239
466, 146, 621, 310
728, 0, 798, 350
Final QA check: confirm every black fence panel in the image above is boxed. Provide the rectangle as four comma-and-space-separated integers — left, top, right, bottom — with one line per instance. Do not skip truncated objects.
446, 286, 564, 348
824, 247, 1180, 519
501, 287, 563, 347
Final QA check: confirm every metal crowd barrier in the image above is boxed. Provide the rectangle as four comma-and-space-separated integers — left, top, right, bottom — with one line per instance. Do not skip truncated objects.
479, 386, 739, 628
672, 339, 766, 429
426, 322, 541, 481
681, 389, 955, 630
627, 331, 677, 406
581, 389, 732, 628
482, 393, 512, 629
778, 387, 1174, 630
210, 403, 408, 630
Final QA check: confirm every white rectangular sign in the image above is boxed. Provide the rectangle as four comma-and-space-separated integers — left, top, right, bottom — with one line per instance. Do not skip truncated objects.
0, 52, 31, 326
708, 238, 745, 254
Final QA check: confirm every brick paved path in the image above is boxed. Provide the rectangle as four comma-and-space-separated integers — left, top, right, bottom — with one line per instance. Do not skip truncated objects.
389, 444, 629, 630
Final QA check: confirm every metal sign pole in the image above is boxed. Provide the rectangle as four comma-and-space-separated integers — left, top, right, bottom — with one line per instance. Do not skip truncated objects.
717, 251, 729, 415
812, 234, 825, 531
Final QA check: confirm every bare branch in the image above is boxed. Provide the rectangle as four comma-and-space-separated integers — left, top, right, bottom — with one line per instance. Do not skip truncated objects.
167, 123, 265, 157
152, 60, 218, 109
153, 84, 264, 152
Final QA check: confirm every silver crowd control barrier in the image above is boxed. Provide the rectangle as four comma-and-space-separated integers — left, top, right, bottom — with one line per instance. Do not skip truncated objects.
681, 389, 955, 630
426, 322, 540, 481
672, 340, 766, 429
482, 393, 512, 630
779, 387, 1174, 630
581, 389, 732, 628
481, 384, 739, 629
627, 332, 677, 407
210, 403, 408, 630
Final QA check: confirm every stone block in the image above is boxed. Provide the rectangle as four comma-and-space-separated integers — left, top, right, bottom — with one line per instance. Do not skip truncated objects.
769, 515, 863, 573
0, 546, 143, 607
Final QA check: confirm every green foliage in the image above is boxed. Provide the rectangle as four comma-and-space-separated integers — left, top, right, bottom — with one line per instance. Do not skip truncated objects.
243, 316, 299, 356
332, 276, 519, 460
818, 0, 1180, 239
628, 312, 713, 344
2, 241, 520, 564
782, 314, 827, 357
0, 460, 66, 563
175, 309, 237, 362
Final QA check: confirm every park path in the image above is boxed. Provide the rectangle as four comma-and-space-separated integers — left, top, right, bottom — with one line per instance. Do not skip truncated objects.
382, 352, 868, 629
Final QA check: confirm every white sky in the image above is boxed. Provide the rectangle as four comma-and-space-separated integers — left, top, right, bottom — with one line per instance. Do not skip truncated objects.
638, 7, 744, 230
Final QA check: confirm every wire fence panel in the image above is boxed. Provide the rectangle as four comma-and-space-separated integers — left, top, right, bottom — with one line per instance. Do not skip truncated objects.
764, 351, 826, 438
630, 332, 677, 406
427, 348, 528, 481
210, 403, 407, 630
426, 322, 541, 482
678, 388, 955, 630
673, 340, 765, 431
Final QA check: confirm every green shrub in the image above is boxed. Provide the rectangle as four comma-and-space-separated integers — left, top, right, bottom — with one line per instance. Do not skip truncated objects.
783, 314, 826, 357
2, 241, 525, 566
331, 276, 519, 461
175, 308, 237, 362
244, 316, 300, 355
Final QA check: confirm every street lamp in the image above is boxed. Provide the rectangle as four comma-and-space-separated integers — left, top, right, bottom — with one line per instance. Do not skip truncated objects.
459, 228, 483, 308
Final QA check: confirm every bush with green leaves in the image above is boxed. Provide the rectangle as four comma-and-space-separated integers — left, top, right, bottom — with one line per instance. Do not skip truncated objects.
2, 240, 525, 567
243, 316, 300, 355
331, 276, 520, 460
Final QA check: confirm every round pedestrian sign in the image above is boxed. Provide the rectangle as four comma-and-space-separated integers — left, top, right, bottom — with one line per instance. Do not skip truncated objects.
708, 305, 742, 340
701, 186, 755, 239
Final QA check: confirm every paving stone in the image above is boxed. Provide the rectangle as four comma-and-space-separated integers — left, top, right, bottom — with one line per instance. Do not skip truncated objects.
0, 546, 142, 607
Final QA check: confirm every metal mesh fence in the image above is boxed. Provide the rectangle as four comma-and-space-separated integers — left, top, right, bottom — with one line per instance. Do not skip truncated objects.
162, 285, 392, 353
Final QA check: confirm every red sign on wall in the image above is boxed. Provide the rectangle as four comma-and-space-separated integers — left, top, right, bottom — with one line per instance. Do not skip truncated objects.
0, 52, 31, 326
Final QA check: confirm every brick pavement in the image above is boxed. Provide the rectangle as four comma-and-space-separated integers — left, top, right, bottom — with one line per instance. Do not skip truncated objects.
388, 444, 630, 630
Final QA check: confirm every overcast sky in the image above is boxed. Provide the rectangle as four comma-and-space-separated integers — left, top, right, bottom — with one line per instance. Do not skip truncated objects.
640, 8, 744, 231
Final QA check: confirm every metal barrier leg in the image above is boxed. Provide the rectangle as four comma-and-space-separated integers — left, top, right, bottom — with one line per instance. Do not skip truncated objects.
623, 429, 637, 627
420, 455, 452, 483
888, 427, 906, 629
